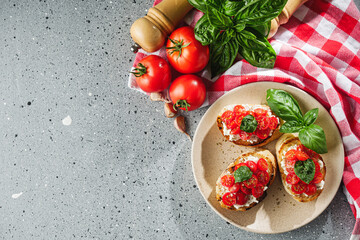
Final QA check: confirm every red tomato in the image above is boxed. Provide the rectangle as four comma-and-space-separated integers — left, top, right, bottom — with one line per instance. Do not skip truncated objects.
244, 175, 258, 189
222, 192, 236, 206
169, 75, 206, 111
254, 108, 267, 118
234, 163, 247, 171
240, 182, 252, 195
258, 117, 270, 130
236, 192, 248, 205
131, 55, 171, 93
252, 185, 264, 198
256, 170, 270, 186
166, 26, 209, 73
246, 161, 257, 173
286, 173, 300, 185
296, 151, 309, 161
228, 182, 241, 193
291, 181, 306, 194
234, 105, 245, 113
311, 172, 324, 184
235, 115, 244, 125
257, 158, 268, 171
256, 128, 271, 139
313, 160, 321, 173
230, 126, 241, 135
285, 158, 296, 173
227, 121, 237, 130
239, 131, 251, 140
221, 175, 235, 187
285, 149, 298, 161
305, 184, 317, 195
268, 117, 278, 130
221, 111, 234, 124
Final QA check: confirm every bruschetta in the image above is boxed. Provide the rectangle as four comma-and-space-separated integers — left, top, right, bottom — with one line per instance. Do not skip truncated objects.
216, 150, 277, 211
217, 104, 282, 147
275, 133, 326, 202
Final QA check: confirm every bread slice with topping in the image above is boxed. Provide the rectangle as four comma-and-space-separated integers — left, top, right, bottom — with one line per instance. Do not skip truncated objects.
216, 149, 277, 211
275, 133, 326, 202
217, 104, 282, 147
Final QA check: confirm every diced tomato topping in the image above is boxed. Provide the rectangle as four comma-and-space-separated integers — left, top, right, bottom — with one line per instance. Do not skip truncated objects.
228, 182, 241, 193
286, 173, 300, 185
268, 117, 278, 130
252, 185, 264, 198
230, 126, 240, 135
234, 163, 247, 171
257, 158, 268, 171
291, 181, 306, 195
305, 183, 317, 195
254, 108, 267, 117
240, 182, 252, 195
285, 149, 298, 161
233, 105, 245, 113
256, 128, 271, 139
244, 174, 258, 189
311, 172, 324, 184
239, 131, 251, 140
235, 115, 244, 125
222, 192, 236, 206
256, 170, 270, 186
246, 161, 257, 173
221, 110, 234, 124
258, 117, 270, 130
221, 175, 235, 187
235, 192, 248, 205
285, 158, 296, 173
226, 120, 237, 130
296, 151, 309, 161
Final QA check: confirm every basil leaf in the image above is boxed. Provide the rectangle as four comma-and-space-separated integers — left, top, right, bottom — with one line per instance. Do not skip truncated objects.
303, 108, 319, 126
299, 124, 328, 154
234, 23, 246, 33
266, 89, 304, 122
280, 120, 304, 133
234, 166, 252, 183
247, 21, 271, 38
240, 114, 258, 133
294, 159, 315, 184
223, 0, 245, 16
235, 0, 287, 25
187, 0, 208, 13
207, 5, 233, 29
210, 35, 238, 77
194, 14, 219, 46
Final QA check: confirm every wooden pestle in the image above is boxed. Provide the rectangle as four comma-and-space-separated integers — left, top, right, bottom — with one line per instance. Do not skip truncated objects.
130, 0, 308, 53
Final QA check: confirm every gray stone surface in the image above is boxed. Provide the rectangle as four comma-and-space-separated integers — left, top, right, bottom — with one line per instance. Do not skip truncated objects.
0, 0, 358, 239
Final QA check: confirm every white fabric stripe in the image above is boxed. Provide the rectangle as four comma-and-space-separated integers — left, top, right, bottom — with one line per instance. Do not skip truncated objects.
352, 160, 360, 179
344, 36, 360, 56
335, 72, 353, 93
331, 0, 352, 12
331, 101, 347, 122
343, 133, 360, 152
316, 17, 338, 39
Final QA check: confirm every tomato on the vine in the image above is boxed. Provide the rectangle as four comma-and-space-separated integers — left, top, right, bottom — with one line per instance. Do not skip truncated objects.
169, 75, 206, 111
166, 26, 209, 73
131, 55, 171, 93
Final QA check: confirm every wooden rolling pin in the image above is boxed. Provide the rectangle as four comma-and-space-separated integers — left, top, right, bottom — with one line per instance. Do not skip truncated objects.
130, 0, 308, 53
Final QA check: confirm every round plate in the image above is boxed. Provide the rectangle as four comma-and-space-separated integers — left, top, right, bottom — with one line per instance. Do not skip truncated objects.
191, 82, 344, 234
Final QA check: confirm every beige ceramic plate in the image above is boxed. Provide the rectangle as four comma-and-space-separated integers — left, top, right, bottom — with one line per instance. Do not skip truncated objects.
191, 82, 344, 234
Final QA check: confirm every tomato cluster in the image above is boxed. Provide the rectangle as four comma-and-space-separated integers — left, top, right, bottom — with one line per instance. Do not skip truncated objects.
220, 158, 270, 207
284, 145, 323, 195
221, 105, 278, 141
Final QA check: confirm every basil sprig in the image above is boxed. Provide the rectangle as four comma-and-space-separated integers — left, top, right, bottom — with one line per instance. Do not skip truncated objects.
294, 159, 315, 184
234, 165, 252, 183
266, 89, 328, 154
188, 0, 287, 77
240, 114, 258, 133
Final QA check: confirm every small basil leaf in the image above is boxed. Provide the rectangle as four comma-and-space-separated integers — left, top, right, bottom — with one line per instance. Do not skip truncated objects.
194, 14, 219, 46
234, 165, 252, 183
280, 120, 304, 133
223, 0, 245, 16
240, 114, 258, 133
187, 0, 208, 13
234, 23, 246, 33
247, 21, 271, 38
299, 124, 328, 154
210, 35, 238, 77
294, 159, 315, 184
207, 5, 233, 29
303, 108, 319, 126
266, 89, 304, 122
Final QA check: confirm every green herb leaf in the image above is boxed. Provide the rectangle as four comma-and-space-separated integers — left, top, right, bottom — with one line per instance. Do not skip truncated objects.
207, 5, 233, 29
194, 14, 219, 46
223, 0, 245, 16
234, 23, 246, 33
280, 120, 304, 133
234, 165, 252, 183
240, 114, 258, 133
294, 159, 315, 184
266, 89, 304, 122
247, 21, 272, 38
299, 124, 328, 154
187, 0, 208, 13
210, 34, 238, 77
303, 108, 319, 126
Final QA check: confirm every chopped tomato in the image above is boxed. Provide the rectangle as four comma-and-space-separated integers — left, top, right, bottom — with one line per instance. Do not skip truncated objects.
234, 163, 247, 171
268, 117, 278, 130
291, 181, 306, 194
285, 149, 298, 161
244, 175, 258, 189
296, 151, 309, 161
235, 192, 248, 205
256, 170, 270, 186
246, 161, 257, 173
256, 128, 271, 139
311, 172, 324, 184
257, 158, 268, 171
226, 120, 237, 130
221, 175, 235, 187
233, 105, 245, 113
258, 117, 270, 130
239, 131, 251, 140
221, 110, 234, 124
305, 183, 317, 195
252, 185, 264, 198
235, 115, 244, 125
230, 126, 240, 135
228, 182, 241, 193
240, 182, 252, 195
286, 173, 300, 185
254, 108, 267, 118
298, 144, 320, 160
285, 158, 296, 174
222, 192, 236, 206
313, 160, 320, 173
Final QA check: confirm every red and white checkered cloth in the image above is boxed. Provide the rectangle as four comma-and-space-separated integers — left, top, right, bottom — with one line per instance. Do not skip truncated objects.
129, 0, 360, 237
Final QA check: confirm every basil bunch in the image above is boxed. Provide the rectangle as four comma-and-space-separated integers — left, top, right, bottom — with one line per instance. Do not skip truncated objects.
266, 89, 328, 154
188, 0, 287, 77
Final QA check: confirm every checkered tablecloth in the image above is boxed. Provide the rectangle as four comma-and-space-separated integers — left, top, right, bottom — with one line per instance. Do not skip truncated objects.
129, 0, 360, 237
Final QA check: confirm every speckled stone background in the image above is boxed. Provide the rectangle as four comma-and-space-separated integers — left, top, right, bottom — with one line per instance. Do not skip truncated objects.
0, 0, 359, 239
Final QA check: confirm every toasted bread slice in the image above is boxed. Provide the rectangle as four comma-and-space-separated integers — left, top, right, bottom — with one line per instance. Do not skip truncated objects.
276, 133, 326, 202
217, 104, 282, 147
216, 149, 277, 211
